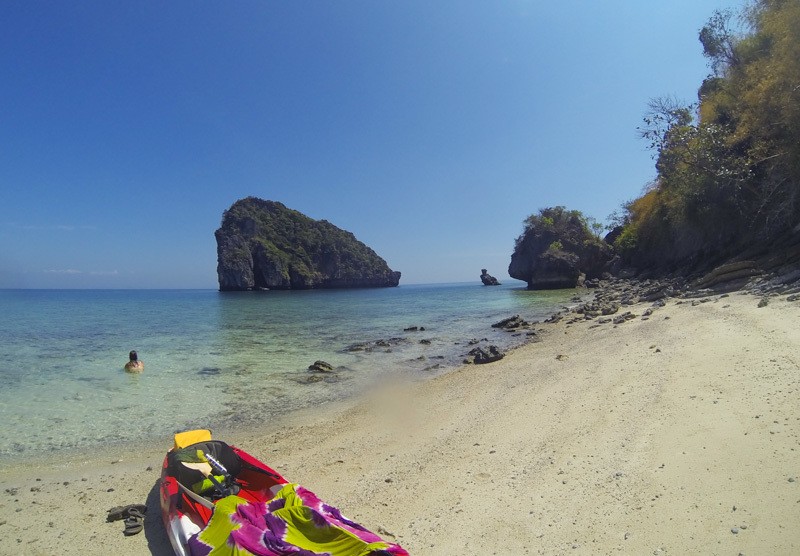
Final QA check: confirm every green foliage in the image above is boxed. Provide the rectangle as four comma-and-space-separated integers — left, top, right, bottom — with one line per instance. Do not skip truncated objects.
511, 206, 612, 283
699, 9, 742, 74
613, 226, 638, 256
619, 0, 800, 268
585, 217, 605, 238
519, 206, 593, 245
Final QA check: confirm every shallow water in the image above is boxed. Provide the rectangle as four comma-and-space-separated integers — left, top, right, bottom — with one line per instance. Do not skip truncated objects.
0, 284, 575, 462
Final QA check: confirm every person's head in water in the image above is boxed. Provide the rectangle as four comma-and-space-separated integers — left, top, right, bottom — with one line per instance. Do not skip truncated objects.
125, 350, 144, 373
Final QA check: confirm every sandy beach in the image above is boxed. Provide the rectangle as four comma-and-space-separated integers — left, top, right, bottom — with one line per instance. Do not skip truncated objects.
1, 290, 798, 555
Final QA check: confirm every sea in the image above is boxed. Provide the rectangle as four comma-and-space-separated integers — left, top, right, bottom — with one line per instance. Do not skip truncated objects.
0, 283, 577, 464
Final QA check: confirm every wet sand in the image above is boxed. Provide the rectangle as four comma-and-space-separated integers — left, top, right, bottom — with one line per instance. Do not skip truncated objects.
1, 291, 798, 555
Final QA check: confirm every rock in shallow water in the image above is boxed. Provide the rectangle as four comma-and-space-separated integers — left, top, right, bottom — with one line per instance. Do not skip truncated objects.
308, 360, 334, 373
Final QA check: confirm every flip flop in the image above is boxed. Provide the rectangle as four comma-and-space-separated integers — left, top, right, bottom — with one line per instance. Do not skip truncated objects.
123, 515, 144, 536
106, 504, 147, 522
106, 506, 127, 522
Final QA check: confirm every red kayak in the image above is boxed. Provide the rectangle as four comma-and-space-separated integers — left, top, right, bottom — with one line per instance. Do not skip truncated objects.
159, 429, 407, 556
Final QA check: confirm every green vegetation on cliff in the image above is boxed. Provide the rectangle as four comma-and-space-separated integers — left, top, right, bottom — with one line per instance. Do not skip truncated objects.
215, 197, 400, 291
616, 0, 800, 270
509, 207, 611, 289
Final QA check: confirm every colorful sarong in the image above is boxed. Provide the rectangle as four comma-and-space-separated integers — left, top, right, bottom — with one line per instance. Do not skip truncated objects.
187, 484, 408, 556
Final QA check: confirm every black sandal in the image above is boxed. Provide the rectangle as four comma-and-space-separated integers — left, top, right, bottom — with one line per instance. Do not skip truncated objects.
106, 504, 147, 522
123, 515, 144, 536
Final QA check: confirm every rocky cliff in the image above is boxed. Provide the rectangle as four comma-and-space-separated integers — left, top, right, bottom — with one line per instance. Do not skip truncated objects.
215, 198, 401, 291
509, 206, 612, 290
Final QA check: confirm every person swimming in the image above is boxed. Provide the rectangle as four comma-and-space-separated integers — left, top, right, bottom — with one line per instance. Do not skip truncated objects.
124, 350, 144, 373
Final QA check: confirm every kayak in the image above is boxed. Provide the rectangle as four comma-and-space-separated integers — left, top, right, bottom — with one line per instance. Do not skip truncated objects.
159, 429, 408, 556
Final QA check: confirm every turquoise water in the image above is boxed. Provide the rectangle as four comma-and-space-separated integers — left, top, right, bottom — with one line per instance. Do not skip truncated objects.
0, 284, 575, 462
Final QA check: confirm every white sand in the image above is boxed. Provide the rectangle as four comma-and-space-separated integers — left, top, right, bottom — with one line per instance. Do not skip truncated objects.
1, 291, 798, 555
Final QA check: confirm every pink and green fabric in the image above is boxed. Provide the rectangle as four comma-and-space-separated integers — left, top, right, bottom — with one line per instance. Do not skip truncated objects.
188, 484, 408, 556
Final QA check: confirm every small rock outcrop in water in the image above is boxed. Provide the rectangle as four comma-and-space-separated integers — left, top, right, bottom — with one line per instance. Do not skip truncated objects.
308, 360, 334, 373
509, 206, 611, 290
480, 269, 501, 286
215, 197, 401, 291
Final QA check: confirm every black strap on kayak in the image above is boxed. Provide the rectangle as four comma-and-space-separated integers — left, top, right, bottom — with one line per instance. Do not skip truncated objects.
241, 460, 283, 481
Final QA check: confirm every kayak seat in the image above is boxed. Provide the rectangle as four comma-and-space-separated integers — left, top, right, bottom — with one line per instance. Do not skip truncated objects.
167, 440, 243, 490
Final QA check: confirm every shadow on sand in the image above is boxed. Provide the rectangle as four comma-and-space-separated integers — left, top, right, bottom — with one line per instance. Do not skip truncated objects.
144, 478, 175, 556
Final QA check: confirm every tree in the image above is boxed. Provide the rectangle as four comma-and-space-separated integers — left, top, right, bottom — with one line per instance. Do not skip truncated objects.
699, 9, 742, 75
638, 97, 694, 160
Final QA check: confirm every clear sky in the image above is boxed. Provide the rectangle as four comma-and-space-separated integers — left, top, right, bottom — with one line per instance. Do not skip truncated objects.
0, 0, 749, 289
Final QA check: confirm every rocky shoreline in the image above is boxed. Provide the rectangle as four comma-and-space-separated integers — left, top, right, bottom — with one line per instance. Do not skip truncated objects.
303, 260, 800, 379
471, 260, 800, 365
544, 260, 800, 327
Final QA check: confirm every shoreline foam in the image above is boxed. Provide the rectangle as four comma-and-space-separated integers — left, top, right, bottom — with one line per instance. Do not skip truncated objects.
1, 289, 798, 555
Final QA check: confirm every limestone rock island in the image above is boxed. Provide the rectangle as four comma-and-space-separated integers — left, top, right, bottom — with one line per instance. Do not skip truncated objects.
215, 197, 401, 291
480, 269, 501, 286
509, 206, 610, 290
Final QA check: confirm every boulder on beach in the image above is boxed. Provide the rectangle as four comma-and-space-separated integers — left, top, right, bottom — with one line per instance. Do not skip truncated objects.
491, 315, 530, 330
464, 345, 505, 364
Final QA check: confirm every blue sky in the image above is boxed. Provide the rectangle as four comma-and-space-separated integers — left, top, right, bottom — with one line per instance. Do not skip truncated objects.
0, 0, 748, 288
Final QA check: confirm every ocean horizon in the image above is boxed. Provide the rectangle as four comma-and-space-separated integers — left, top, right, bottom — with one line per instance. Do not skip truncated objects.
0, 279, 510, 291
0, 283, 577, 463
